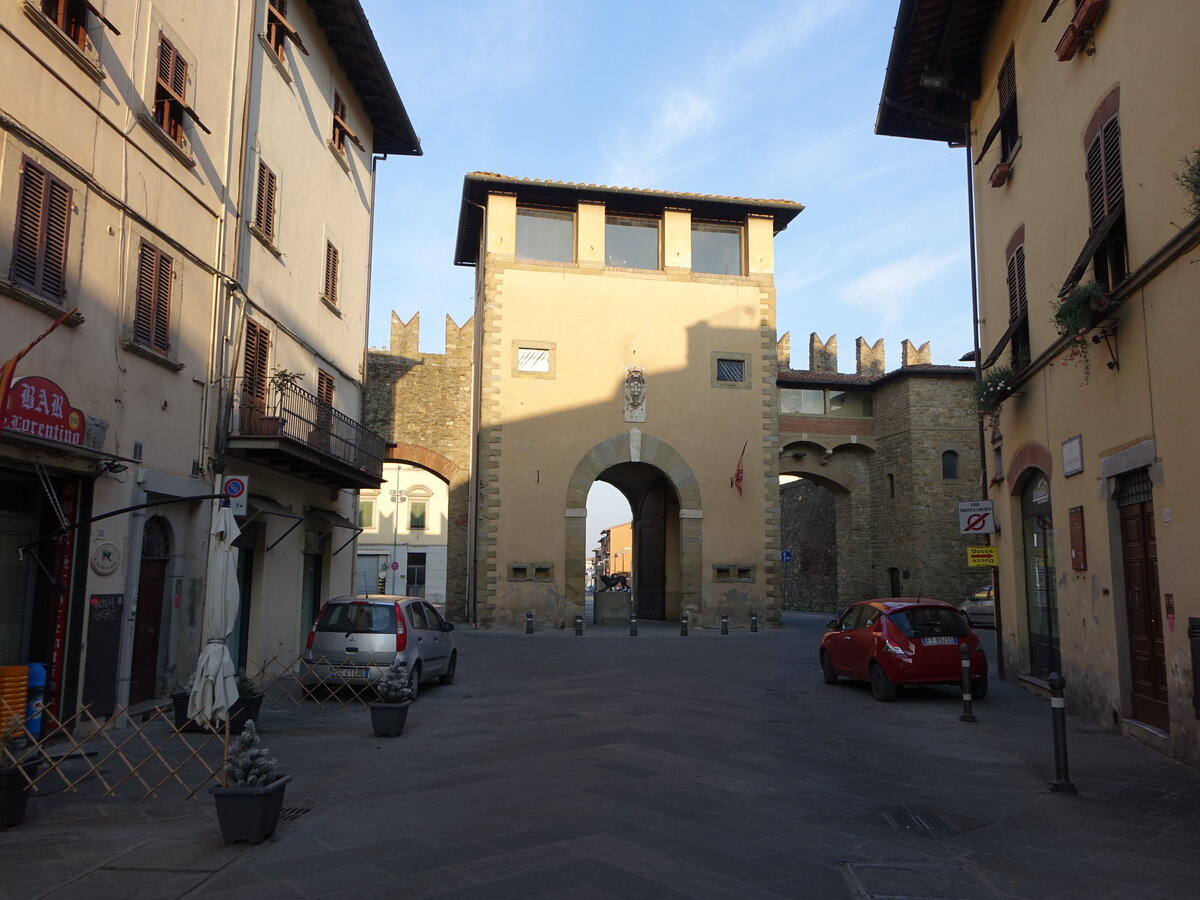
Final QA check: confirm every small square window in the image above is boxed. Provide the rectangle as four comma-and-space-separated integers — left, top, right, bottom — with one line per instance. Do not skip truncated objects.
517, 347, 550, 372
357, 499, 375, 529
716, 358, 744, 383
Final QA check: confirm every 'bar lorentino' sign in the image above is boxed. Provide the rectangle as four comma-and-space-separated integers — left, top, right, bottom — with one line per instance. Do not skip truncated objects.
2, 376, 85, 445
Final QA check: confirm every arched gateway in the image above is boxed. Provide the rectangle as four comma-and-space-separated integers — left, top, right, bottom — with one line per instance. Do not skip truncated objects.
454, 173, 803, 629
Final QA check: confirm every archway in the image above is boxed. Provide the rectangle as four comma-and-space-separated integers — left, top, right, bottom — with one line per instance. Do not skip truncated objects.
565, 430, 702, 625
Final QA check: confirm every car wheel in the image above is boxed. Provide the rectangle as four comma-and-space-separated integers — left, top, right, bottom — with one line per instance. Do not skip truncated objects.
407, 664, 421, 701
439, 652, 457, 685
820, 652, 838, 685
869, 663, 897, 702
971, 677, 988, 700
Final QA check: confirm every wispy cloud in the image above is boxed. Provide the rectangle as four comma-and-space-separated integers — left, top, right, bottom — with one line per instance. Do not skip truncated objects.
837, 251, 964, 325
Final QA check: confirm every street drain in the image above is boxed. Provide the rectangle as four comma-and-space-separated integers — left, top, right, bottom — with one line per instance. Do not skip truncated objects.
883, 810, 956, 832
279, 806, 312, 821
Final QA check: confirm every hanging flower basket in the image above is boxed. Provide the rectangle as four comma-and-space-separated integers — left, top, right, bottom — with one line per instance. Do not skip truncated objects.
1052, 280, 1116, 378
970, 366, 1016, 427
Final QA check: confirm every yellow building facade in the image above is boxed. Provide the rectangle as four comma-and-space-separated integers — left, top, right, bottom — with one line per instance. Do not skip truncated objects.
879, 0, 1200, 764
454, 174, 801, 629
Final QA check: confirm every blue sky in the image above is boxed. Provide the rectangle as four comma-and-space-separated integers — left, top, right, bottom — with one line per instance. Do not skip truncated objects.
360, 0, 974, 547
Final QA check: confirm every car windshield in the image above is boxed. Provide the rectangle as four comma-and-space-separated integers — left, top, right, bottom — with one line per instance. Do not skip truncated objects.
887, 606, 968, 638
316, 603, 394, 634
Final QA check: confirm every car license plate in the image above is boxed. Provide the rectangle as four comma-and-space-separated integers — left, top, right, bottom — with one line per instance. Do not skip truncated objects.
921, 636, 957, 646
330, 665, 368, 678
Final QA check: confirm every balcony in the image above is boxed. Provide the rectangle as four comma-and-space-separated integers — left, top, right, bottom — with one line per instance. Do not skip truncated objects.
225, 377, 385, 489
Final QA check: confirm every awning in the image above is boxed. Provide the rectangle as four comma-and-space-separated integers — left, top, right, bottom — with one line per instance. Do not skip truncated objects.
306, 507, 362, 556
244, 494, 303, 551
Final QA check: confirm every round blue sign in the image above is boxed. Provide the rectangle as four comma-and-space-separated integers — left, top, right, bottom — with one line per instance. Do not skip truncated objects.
781, 550, 792, 563
223, 478, 245, 498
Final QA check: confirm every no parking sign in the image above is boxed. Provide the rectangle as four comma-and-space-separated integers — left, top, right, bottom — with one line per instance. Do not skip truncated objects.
222, 475, 249, 515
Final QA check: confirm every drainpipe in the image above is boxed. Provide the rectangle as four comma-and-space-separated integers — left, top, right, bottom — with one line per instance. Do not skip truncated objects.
962, 126, 1006, 681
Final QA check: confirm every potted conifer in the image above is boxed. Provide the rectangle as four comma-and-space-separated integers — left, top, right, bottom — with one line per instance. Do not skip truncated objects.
369, 661, 414, 737
209, 719, 291, 844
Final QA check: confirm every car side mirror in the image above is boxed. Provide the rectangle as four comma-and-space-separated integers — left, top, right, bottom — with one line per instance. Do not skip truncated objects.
442, 621, 454, 632
826, 619, 839, 630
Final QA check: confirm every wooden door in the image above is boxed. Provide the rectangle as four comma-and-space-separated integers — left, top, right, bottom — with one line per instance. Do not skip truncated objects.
129, 558, 166, 705
1120, 498, 1168, 731
635, 481, 666, 620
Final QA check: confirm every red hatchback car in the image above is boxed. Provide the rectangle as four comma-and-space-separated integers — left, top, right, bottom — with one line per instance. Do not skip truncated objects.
819, 598, 988, 701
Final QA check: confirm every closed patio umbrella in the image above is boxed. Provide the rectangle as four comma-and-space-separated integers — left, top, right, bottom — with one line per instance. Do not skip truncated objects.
188, 503, 241, 725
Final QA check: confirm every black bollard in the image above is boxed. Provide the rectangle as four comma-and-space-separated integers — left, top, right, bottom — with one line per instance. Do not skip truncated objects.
629, 613, 638, 637
750, 610, 758, 633
574, 613, 583, 636
525, 611, 533, 634
721, 613, 729, 635
681, 612, 689, 636
959, 642, 977, 723
1048, 673, 1077, 794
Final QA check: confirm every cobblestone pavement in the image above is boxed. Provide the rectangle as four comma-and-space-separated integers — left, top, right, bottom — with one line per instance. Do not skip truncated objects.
3, 612, 1199, 899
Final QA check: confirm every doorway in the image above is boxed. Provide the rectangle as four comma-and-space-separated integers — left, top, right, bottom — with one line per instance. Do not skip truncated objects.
129, 516, 171, 705
1116, 468, 1168, 731
1021, 472, 1060, 677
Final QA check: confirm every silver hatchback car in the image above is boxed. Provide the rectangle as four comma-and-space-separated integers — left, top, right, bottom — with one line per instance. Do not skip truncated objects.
303, 595, 457, 699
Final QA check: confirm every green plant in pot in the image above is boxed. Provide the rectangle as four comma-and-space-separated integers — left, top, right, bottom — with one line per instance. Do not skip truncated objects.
970, 366, 1016, 428
1, 716, 39, 830
369, 660, 414, 738
209, 719, 291, 844
1052, 280, 1116, 378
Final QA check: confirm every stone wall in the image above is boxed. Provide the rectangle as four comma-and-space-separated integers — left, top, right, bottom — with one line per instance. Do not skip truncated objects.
363, 312, 474, 621
779, 479, 837, 610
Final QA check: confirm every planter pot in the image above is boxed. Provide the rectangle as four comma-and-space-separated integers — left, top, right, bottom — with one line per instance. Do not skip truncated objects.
173, 692, 264, 734
0, 760, 42, 830
210, 774, 292, 844
369, 701, 411, 737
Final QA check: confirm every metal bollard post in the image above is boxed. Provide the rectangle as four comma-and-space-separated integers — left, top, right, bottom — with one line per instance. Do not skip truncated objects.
959, 642, 977, 723
1048, 673, 1077, 794
750, 610, 758, 633
629, 613, 638, 637
721, 613, 729, 635
680, 612, 689, 636
574, 613, 583, 636
525, 611, 533, 634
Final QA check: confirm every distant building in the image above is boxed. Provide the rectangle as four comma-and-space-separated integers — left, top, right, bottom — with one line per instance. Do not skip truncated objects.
356, 463, 449, 603
777, 333, 982, 612
878, 0, 1200, 765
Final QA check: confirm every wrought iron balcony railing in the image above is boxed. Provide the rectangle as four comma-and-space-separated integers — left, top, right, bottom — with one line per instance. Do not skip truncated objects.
228, 376, 385, 483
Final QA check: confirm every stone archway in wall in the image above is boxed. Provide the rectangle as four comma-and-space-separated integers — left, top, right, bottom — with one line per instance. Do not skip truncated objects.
778, 439, 874, 613
386, 443, 470, 623
564, 429, 702, 624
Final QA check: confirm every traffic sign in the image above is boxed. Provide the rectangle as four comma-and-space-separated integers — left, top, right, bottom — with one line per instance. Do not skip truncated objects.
222, 475, 249, 515
781, 550, 792, 563
390, 561, 399, 571
957, 500, 995, 534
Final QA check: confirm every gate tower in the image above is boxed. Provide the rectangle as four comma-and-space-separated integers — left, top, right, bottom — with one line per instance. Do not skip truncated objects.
454, 174, 802, 629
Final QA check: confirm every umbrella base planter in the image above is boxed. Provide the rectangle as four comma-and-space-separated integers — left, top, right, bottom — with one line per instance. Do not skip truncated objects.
1, 760, 41, 830
369, 701, 412, 737
210, 774, 291, 844
172, 692, 264, 734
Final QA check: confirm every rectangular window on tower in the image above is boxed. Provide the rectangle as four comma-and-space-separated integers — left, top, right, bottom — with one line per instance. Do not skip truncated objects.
516, 208, 574, 263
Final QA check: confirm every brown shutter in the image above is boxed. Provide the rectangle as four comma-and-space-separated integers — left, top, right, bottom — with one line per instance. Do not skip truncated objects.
317, 370, 334, 406
255, 162, 277, 241
41, 179, 72, 298
11, 162, 46, 289
1014, 246, 1027, 316
243, 319, 270, 403
324, 241, 338, 303
134, 242, 173, 352
152, 248, 172, 351
1102, 118, 1123, 210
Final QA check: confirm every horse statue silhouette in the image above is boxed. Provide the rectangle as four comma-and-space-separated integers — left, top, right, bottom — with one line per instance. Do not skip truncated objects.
597, 572, 630, 592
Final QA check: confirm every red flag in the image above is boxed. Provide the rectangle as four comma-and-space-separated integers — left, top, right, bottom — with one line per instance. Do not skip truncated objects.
0, 307, 76, 418
731, 441, 747, 496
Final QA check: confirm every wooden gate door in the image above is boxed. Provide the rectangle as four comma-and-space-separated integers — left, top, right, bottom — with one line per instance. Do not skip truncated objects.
129, 558, 166, 705
1118, 471, 1168, 731
635, 481, 666, 620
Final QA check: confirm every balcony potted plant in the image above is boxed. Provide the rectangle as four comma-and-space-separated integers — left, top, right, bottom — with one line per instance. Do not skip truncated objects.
368, 660, 414, 737
1, 717, 40, 830
209, 719, 291, 844
970, 365, 1016, 428
1052, 280, 1116, 378
258, 367, 303, 435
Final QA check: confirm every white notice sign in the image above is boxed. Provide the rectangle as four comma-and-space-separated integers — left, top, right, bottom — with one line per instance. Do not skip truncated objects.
957, 500, 996, 534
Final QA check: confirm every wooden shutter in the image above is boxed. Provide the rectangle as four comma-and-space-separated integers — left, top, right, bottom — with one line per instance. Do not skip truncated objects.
317, 370, 334, 406
1006, 245, 1027, 322
255, 162, 277, 242
243, 319, 270, 403
134, 241, 172, 353
157, 34, 187, 102
11, 159, 72, 299
1086, 115, 1122, 227
323, 241, 338, 303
